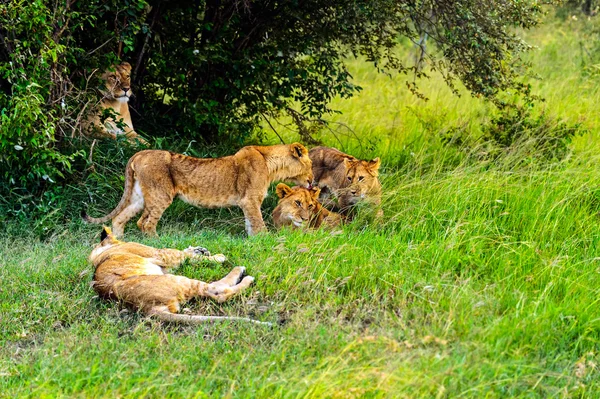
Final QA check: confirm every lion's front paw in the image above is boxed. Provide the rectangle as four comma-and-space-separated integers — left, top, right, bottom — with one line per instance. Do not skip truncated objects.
185, 246, 211, 257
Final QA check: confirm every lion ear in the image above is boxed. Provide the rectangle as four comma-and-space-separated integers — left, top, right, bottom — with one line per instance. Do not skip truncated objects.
101, 226, 113, 242
310, 186, 321, 198
367, 157, 381, 176
290, 143, 307, 158
276, 183, 293, 199
343, 157, 357, 170
120, 62, 132, 71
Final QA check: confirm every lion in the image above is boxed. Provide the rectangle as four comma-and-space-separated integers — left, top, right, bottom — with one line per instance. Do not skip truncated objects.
82, 143, 313, 236
309, 146, 382, 213
82, 62, 145, 143
90, 226, 270, 325
273, 183, 343, 230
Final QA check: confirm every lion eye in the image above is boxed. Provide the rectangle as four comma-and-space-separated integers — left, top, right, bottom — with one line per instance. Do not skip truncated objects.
347, 176, 352, 181
308, 204, 314, 209
295, 200, 302, 207
358, 176, 364, 182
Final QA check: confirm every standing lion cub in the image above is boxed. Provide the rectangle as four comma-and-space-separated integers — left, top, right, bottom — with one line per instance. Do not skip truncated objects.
90, 226, 269, 325
83, 143, 313, 236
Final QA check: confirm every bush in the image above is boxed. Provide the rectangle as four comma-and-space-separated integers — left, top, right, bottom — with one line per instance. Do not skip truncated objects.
0, 0, 549, 221
441, 99, 586, 164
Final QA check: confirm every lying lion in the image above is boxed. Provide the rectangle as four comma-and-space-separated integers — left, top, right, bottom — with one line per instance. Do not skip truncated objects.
273, 183, 343, 230
90, 226, 270, 325
83, 143, 313, 236
309, 146, 381, 213
82, 62, 145, 143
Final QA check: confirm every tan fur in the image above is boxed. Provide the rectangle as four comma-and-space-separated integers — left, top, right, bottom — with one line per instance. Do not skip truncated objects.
273, 183, 343, 230
90, 227, 270, 325
309, 146, 382, 213
83, 62, 145, 143
83, 143, 313, 236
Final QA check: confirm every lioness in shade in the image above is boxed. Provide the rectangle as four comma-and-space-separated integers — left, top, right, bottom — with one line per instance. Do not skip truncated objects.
273, 183, 343, 230
83, 143, 313, 236
82, 62, 145, 143
90, 227, 270, 325
309, 146, 382, 213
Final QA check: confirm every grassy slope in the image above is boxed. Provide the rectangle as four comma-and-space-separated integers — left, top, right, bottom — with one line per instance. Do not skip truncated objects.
2, 15, 600, 399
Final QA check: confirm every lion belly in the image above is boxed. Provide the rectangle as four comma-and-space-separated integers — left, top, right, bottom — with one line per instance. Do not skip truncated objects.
177, 192, 239, 208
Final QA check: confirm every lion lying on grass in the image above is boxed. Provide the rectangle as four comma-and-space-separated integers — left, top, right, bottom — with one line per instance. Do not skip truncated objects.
90, 226, 270, 325
273, 183, 343, 230
83, 143, 313, 236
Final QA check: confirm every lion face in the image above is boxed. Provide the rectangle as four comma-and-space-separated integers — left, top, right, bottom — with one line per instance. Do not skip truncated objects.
275, 183, 321, 228
338, 157, 381, 208
101, 62, 133, 102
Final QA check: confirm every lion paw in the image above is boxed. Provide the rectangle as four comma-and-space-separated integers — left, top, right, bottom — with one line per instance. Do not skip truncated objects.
185, 246, 211, 257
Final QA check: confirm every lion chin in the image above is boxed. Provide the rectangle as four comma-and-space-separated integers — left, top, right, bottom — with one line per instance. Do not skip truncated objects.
291, 219, 305, 228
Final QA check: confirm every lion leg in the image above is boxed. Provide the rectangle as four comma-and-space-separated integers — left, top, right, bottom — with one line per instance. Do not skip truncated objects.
112, 199, 144, 237
135, 270, 253, 307
119, 274, 209, 313
137, 188, 173, 235
202, 267, 255, 303
134, 175, 174, 235
239, 199, 266, 236
141, 202, 171, 236
136, 208, 150, 231
151, 247, 226, 269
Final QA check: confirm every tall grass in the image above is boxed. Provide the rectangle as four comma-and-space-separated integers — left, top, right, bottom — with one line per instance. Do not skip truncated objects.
2, 13, 600, 398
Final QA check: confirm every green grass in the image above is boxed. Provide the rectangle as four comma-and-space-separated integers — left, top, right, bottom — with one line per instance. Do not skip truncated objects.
2, 13, 600, 399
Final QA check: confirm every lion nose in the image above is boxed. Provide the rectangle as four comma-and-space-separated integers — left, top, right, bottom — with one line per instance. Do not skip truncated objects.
122, 87, 130, 92
301, 216, 309, 221
351, 190, 357, 195
306, 179, 312, 188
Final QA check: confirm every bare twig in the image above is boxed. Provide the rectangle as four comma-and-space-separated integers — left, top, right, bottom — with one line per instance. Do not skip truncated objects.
260, 112, 285, 144
285, 107, 322, 145
134, 4, 161, 80
87, 38, 115, 56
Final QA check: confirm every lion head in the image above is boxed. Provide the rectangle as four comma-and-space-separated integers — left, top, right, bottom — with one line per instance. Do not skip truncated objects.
337, 157, 381, 208
265, 143, 314, 188
101, 62, 133, 102
89, 226, 122, 261
273, 183, 321, 228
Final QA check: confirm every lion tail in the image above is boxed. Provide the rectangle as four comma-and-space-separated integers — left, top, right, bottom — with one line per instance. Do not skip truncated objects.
82, 155, 137, 224
150, 310, 273, 326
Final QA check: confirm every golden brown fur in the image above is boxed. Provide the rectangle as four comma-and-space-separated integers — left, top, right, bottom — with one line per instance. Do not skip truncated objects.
83, 62, 145, 143
273, 183, 343, 230
309, 146, 382, 212
83, 143, 313, 236
90, 227, 270, 325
